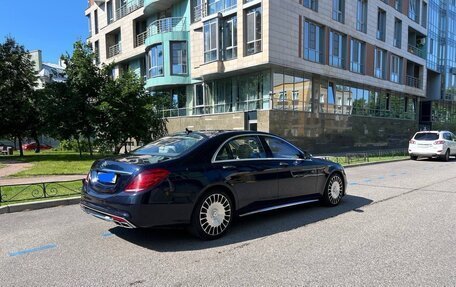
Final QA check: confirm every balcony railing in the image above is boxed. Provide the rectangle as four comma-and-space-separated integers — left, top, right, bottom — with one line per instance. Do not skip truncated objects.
135, 31, 147, 47
108, 42, 122, 58
147, 17, 186, 37
408, 44, 426, 59
193, 0, 237, 22
406, 75, 422, 89
115, 0, 144, 21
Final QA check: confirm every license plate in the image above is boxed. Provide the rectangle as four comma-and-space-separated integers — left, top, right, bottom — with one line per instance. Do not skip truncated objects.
97, 172, 117, 184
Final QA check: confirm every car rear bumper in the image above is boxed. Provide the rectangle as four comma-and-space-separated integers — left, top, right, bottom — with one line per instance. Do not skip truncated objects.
81, 203, 137, 228
81, 183, 195, 228
408, 150, 443, 157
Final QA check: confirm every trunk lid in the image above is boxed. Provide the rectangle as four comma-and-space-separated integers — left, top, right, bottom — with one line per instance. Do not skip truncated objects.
88, 154, 173, 193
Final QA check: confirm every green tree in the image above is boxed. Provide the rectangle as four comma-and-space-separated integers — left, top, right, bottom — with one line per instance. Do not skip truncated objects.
96, 69, 167, 154
62, 41, 102, 156
0, 37, 38, 156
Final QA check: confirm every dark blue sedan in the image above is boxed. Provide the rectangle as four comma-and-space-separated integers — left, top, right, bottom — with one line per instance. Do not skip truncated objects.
81, 130, 346, 240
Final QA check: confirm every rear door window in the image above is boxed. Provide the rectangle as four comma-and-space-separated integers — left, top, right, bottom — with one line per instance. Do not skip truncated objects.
414, 133, 439, 141
443, 133, 452, 141
215, 136, 266, 161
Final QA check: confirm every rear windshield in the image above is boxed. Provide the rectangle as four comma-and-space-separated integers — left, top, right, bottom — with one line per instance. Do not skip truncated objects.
132, 134, 205, 157
414, 133, 439, 141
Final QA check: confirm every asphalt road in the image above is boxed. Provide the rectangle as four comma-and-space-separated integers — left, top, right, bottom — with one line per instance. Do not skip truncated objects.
1, 158, 456, 286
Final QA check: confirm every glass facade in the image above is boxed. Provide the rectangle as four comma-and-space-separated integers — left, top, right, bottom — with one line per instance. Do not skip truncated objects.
426, 0, 456, 101
159, 69, 417, 122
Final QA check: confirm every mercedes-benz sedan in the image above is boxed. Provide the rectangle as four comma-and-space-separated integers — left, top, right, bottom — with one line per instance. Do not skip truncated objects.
81, 131, 346, 240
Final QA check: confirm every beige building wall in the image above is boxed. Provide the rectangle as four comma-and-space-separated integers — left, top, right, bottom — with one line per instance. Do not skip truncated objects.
268, 0, 427, 98
85, 1, 146, 68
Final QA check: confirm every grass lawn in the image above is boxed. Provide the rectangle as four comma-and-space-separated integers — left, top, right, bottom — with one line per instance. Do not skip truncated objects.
0, 150, 106, 177
0, 180, 82, 206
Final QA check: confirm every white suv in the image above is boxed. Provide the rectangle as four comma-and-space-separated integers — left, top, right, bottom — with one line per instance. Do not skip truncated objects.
409, 131, 456, 161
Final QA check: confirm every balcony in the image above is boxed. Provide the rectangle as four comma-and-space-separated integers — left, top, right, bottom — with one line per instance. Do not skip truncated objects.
407, 44, 426, 59
147, 17, 186, 37
108, 42, 122, 58
405, 75, 422, 89
135, 31, 147, 47
115, 0, 144, 21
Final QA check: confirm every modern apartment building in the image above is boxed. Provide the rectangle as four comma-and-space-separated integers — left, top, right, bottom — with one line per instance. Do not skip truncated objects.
422, 0, 456, 131
86, 0, 429, 153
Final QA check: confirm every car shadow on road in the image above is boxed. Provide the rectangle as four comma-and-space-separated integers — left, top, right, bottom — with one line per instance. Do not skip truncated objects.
109, 195, 372, 252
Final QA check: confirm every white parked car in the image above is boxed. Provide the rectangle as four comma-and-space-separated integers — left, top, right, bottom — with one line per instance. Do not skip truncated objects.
408, 131, 456, 161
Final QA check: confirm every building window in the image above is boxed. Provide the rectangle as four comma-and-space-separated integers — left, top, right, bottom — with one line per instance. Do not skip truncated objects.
94, 9, 99, 34
207, 0, 237, 16
304, 20, 324, 64
245, 6, 262, 56
107, 1, 114, 24
224, 16, 237, 60
332, 0, 345, 23
374, 47, 386, 79
394, 0, 402, 11
422, 1, 427, 28
148, 44, 164, 78
409, 0, 420, 23
204, 19, 218, 63
94, 41, 100, 65
87, 14, 92, 36
350, 38, 365, 74
329, 30, 345, 69
303, 0, 318, 11
356, 0, 367, 33
391, 55, 402, 83
377, 9, 386, 41
171, 42, 187, 75
394, 18, 402, 48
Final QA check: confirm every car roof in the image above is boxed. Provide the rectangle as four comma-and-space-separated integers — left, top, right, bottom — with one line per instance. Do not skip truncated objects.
172, 130, 272, 139
416, 131, 452, 134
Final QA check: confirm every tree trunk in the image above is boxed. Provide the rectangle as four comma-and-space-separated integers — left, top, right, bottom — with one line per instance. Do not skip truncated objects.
33, 132, 41, 153
87, 136, 93, 157
76, 137, 82, 158
18, 136, 24, 157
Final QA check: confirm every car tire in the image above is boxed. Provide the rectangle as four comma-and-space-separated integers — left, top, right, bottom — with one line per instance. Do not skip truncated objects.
410, 155, 418, 160
190, 190, 233, 240
442, 149, 450, 162
321, 173, 344, 207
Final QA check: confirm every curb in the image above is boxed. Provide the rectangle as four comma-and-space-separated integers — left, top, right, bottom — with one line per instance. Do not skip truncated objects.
0, 196, 80, 215
343, 158, 410, 168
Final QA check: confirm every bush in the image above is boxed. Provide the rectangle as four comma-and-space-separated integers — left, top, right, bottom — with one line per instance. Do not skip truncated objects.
59, 139, 90, 152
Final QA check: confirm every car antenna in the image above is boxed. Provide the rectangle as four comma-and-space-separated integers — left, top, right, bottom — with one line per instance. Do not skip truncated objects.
185, 128, 193, 135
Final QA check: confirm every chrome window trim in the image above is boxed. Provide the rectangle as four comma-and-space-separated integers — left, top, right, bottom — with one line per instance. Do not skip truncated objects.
97, 168, 134, 175
211, 133, 309, 164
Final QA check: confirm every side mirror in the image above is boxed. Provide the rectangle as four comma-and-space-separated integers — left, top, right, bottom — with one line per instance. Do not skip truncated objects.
301, 151, 312, 159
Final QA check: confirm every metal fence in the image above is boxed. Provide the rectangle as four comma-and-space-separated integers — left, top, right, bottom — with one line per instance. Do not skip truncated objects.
316, 148, 409, 165
0, 180, 82, 205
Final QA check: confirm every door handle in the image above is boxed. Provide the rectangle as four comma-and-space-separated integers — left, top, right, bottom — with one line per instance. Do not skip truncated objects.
279, 162, 289, 167
222, 165, 236, 170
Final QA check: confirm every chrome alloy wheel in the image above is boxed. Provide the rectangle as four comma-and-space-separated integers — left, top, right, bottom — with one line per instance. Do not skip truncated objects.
199, 194, 231, 236
328, 175, 343, 205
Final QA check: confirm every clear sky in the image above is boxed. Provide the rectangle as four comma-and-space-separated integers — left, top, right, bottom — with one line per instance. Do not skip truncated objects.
0, 0, 88, 63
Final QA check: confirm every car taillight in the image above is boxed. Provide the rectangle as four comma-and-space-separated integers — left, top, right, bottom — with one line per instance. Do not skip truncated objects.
434, 140, 445, 145
409, 140, 416, 144
125, 169, 170, 192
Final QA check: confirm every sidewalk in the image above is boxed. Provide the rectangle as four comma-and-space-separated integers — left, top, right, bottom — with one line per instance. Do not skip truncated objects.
0, 175, 85, 186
